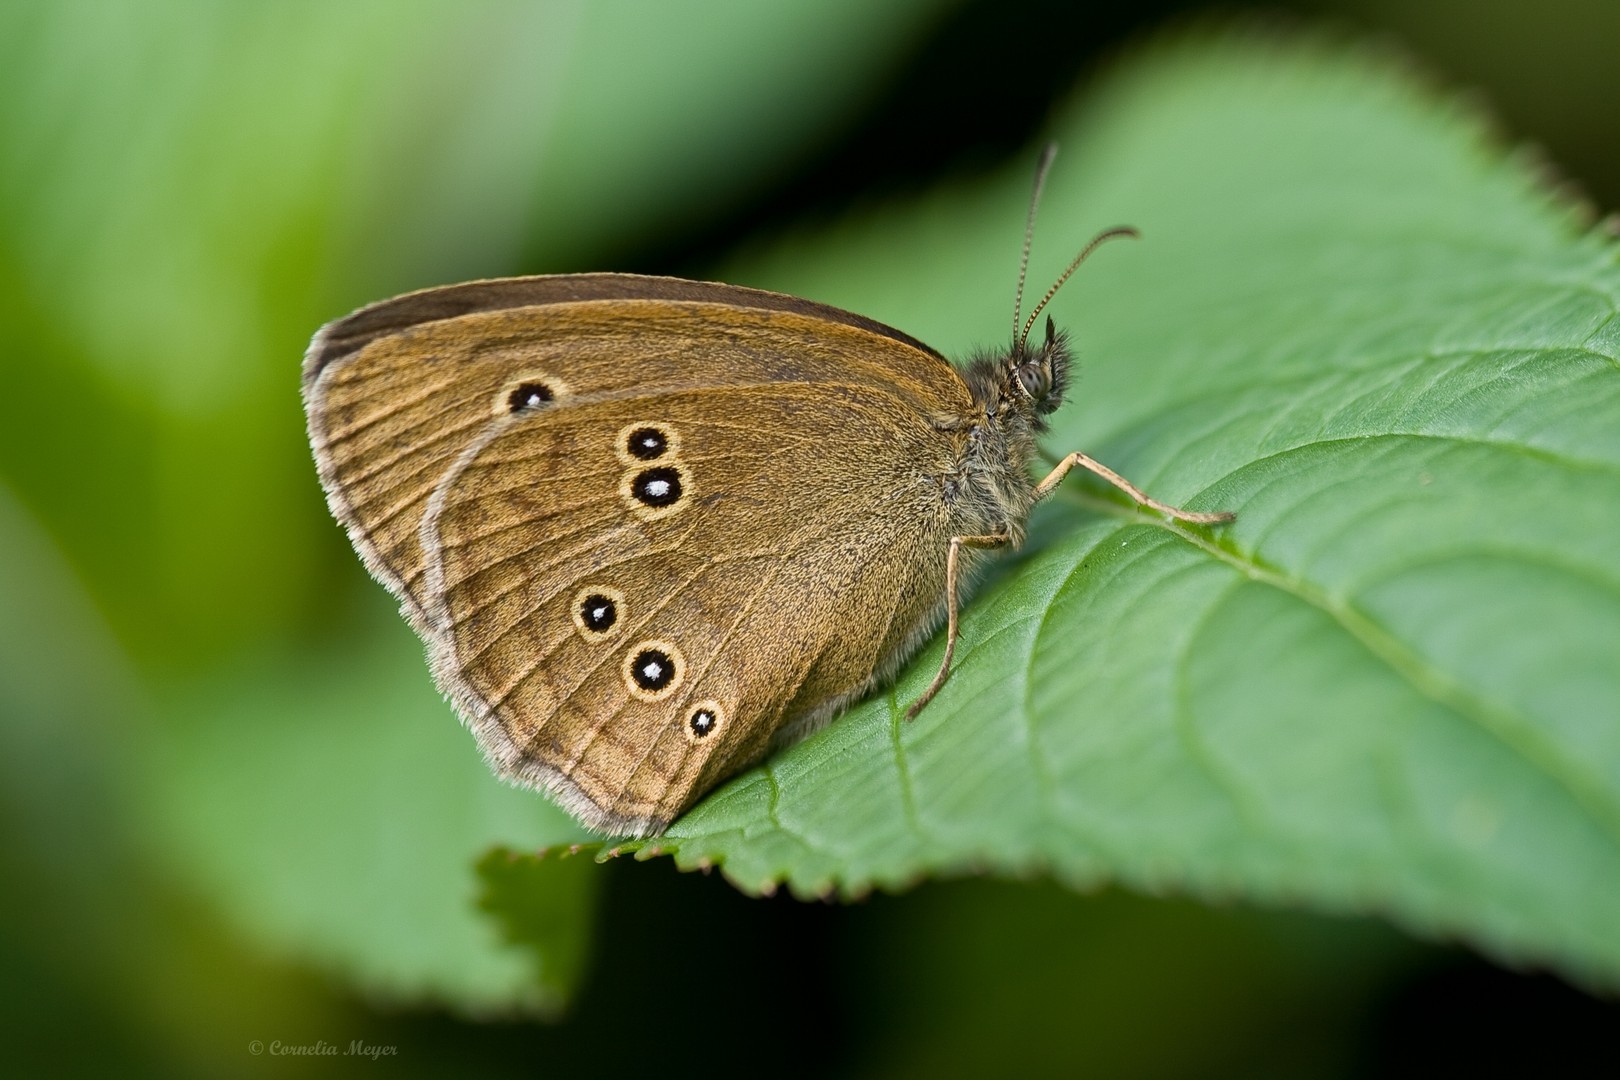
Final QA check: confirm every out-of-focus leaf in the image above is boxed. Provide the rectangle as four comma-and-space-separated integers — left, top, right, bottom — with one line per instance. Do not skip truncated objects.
144, 615, 596, 1013
0, 0, 947, 668
475, 848, 599, 1011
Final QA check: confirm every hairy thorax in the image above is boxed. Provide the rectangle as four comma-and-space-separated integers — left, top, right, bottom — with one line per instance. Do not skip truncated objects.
940, 367, 1049, 546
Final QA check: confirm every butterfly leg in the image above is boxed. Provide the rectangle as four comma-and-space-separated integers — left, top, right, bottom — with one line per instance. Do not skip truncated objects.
906, 531, 1010, 720
1034, 450, 1234, 524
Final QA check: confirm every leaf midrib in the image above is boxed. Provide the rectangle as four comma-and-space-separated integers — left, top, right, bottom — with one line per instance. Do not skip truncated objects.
1147, 498, 1620, 855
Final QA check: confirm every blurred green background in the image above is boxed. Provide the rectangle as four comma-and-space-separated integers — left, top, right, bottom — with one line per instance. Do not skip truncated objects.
4, 0, 1618, 1075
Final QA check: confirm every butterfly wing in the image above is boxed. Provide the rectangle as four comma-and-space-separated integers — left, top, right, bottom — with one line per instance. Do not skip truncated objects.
304, 276, 973, 834
303, 274, 955, 632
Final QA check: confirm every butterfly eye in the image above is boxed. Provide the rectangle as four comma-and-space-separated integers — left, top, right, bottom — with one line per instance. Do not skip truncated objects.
1015, 362, 1052, 403
686, 701, 725, 743
623, 640, 685, 701
570, 586, 625, 640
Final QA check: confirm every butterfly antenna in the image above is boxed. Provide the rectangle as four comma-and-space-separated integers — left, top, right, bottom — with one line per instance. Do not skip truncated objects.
1019, 225, 1140, 354
1013, 142, 1059, 346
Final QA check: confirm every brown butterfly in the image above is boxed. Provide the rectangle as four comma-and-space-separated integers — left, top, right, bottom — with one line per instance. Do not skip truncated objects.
302, 148, 1233, 837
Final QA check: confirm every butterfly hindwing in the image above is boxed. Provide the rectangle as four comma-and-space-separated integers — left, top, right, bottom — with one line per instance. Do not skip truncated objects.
421, 382, 959, 834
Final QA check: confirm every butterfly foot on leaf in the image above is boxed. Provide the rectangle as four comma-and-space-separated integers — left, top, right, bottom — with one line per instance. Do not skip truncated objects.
906, 530, 1013, 721
1036, 449, 1236, 527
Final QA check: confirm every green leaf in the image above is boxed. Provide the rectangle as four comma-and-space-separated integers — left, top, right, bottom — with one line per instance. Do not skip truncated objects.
142, 617, 597, 1014
474, 847, 600, 1011
646, 34, 1620, 985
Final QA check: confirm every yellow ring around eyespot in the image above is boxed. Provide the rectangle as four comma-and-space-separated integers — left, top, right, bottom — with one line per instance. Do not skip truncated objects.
614, 421, 682, 467
684, 700, 726, 744
569, 585, 626, 641
618, 461, 691, 522
622, 639, 685, 703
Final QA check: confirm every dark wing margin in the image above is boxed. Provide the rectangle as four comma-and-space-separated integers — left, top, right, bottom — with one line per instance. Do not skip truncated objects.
302, 272, 946, 384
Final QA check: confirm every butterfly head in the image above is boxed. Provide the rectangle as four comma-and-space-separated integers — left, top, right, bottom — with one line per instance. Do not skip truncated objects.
1009, 315, 1070, 416
960, 315, 1070, 446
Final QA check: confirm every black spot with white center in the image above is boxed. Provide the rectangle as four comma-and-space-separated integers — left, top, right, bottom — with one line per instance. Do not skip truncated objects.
626, 426, 668, 460
689, 707, 718, 738
631, 648, 675, 692
507, 382, 553, 412
579, 593, 616, 633
632, 467, 682, 508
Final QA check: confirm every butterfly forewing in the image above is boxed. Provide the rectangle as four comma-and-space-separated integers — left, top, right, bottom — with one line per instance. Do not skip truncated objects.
303, 276, 964, 632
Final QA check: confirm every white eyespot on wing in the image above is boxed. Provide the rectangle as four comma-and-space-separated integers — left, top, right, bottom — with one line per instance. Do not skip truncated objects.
495, 373, 570, 416
623, 639, 685, 702
684, 700, 726, 744
615, 421, 681, 466
570, 585, 626, 640
619, 463, 691, 522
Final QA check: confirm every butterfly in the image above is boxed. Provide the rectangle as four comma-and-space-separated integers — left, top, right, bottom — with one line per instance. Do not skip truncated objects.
302, 147, 1233, 837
